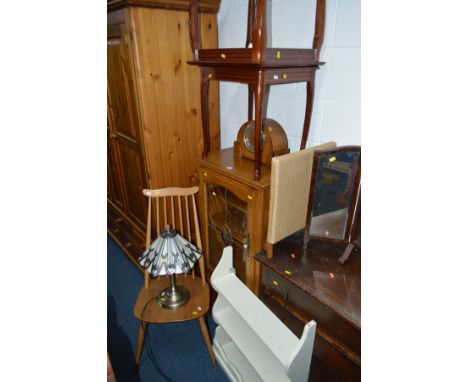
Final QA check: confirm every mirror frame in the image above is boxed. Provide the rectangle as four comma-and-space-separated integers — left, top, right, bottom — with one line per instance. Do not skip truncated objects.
303, 146, 361, 249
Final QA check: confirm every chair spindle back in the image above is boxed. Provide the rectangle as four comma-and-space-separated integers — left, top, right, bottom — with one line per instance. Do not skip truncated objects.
142, 187, 205, 290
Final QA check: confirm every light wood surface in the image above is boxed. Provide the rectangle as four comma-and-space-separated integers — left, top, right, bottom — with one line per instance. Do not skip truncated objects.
143, 186, 199, 197
134, 275, 210, 322
128, 6, 219, 189
107, 2, 220, 265
108, 0, 220, 13
194, 148, 271, 295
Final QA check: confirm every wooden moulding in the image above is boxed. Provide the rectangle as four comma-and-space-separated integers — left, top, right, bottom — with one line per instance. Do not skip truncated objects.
107, 0, 221, 13
194, 48, 320, 68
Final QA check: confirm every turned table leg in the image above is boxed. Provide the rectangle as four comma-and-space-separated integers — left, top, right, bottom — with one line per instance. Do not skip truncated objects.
254, 70, 266, 180
200, 69, 210, 157
301, 76, 316, 150
248, 84, 254, 121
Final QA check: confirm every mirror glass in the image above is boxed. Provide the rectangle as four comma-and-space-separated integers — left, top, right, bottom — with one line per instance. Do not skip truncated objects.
308, 150, 360, 240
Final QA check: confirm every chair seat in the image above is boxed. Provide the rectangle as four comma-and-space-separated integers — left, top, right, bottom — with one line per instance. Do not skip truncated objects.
134, 274, 210, 324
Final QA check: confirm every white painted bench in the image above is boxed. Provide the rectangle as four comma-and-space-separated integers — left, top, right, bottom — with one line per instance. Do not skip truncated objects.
211, 246, 317, 382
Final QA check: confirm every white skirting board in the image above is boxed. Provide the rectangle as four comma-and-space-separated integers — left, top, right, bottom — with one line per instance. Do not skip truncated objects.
211, 246, 317, 382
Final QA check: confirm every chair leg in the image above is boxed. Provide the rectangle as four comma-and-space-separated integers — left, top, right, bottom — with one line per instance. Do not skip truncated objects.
135, 321, 147, 366
199, 316, 216, 368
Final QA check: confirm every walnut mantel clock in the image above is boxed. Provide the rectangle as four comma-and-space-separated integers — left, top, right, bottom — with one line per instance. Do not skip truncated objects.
234, 118, 289, 165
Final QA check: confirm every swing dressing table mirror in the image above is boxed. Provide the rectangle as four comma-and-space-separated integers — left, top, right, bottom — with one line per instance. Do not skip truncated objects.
303, 146, 361, 262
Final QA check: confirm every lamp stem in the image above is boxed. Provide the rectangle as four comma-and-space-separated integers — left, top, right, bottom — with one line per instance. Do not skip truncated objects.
169, 273, 176, 292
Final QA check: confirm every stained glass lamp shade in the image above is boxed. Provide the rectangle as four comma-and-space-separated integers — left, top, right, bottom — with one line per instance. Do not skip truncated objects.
138, 227, 202, 309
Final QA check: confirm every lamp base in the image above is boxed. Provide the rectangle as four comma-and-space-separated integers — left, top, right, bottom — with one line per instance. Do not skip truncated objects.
158, 284, 190, 309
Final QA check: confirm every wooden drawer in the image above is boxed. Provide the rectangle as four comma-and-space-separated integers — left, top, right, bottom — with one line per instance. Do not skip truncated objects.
262, 286, 360, 382
127, 224, 146, 258
262, 266, 290, 297
107, 204, 119, 232
108, 202, 145, 266
119, 220, 146, 263
108, 204, 126, 243
262, 267, 360, 356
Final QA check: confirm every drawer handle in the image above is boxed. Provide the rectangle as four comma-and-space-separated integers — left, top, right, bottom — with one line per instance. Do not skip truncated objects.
272, 280, 279, 286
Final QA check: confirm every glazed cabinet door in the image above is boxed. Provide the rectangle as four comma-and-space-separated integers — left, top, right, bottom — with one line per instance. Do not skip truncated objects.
199, 170, 255, 286
205, 183, 249, 284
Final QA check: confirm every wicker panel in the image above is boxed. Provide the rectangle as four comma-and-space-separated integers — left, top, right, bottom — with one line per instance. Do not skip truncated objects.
266, 142, 337, 244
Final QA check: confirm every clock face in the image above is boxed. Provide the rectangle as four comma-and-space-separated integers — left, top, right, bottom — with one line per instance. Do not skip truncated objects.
243, 123, 265, 153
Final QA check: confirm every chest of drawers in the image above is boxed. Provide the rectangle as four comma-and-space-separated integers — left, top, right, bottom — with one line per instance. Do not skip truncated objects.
255, 233, 361, 381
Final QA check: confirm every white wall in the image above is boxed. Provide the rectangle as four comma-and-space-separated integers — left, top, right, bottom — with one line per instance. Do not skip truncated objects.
217, 0, 360, 151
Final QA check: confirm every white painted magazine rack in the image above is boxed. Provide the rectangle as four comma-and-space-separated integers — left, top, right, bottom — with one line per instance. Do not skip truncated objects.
211, 246, 316, 382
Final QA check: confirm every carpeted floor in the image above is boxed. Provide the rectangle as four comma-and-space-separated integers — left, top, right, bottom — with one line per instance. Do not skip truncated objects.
107, 235, 229, 382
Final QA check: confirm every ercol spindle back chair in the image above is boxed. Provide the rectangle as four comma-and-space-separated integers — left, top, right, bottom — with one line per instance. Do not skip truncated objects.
133, 186, 216, 367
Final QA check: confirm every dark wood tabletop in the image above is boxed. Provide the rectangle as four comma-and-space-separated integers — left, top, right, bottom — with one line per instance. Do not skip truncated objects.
255, 232, 361, 329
